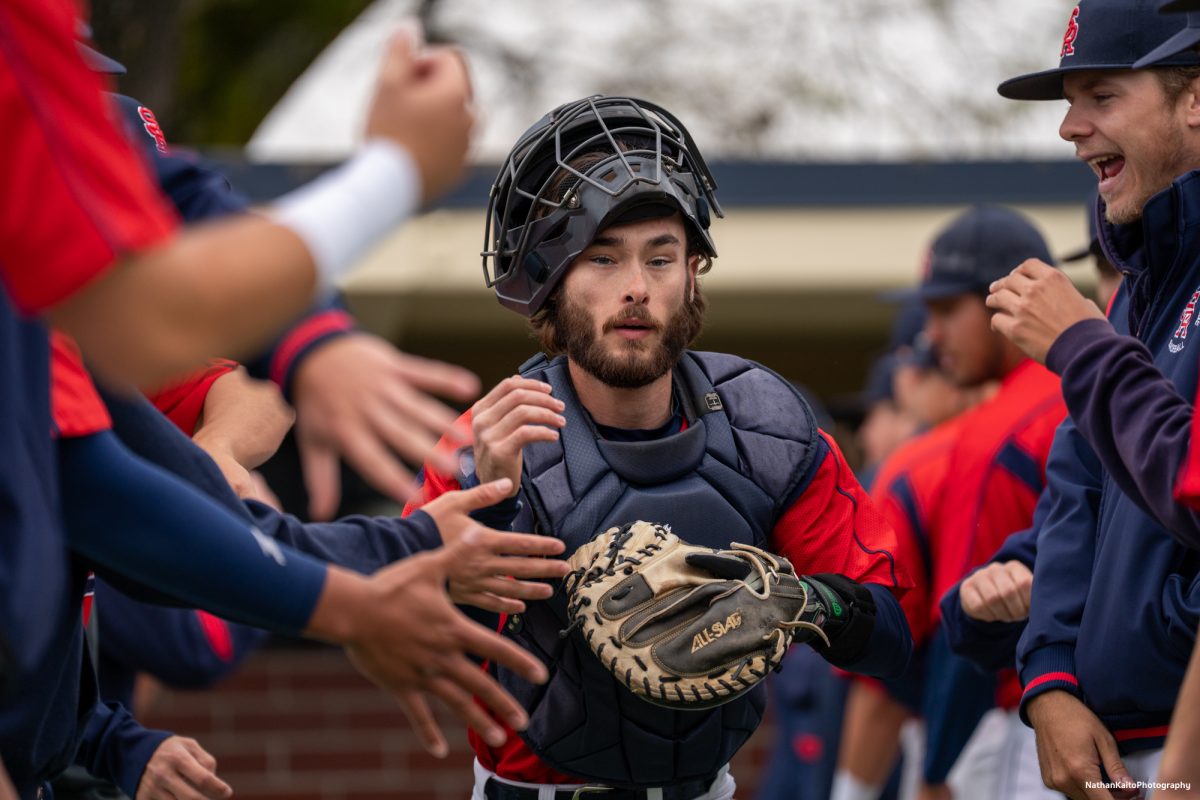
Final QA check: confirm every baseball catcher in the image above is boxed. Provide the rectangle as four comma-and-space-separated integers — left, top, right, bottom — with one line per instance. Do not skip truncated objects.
406, 95, 913, 797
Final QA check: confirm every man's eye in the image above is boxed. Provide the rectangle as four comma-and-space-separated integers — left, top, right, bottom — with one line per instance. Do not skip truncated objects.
591, 255, 615, 265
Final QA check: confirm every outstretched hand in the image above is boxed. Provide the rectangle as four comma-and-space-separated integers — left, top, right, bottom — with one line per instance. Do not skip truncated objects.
313, 478, 549, 757
422, 480, 569, 613
293, 333, 480, 519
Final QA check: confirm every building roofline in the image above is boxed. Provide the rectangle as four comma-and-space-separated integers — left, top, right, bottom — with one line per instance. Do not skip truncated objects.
206, 153, 1095, 208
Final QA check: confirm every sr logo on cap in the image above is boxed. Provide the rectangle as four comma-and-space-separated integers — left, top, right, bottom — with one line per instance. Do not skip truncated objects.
1061, 6, 1081, 57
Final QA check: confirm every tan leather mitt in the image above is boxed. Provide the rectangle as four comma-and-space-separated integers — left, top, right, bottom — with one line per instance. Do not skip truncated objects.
561, 520, 833, 710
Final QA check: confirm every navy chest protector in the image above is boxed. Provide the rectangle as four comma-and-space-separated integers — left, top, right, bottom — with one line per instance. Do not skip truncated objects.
497, 350, 820, 788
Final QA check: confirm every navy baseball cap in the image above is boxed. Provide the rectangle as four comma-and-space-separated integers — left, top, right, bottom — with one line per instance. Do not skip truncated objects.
894, 206, 1055, 302
999, 0, 1200, 101
75, 22, 126, 76
1135, 10, 1200, 67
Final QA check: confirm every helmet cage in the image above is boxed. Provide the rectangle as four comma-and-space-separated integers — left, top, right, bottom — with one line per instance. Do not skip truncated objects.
482, 96, 723, 316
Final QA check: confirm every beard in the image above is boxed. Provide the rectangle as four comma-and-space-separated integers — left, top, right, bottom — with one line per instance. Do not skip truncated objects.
552, 287, 704, 389
1104, 119, 1188, 225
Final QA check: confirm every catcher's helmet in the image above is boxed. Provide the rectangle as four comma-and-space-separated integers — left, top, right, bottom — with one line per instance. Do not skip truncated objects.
482, 96, 723, 316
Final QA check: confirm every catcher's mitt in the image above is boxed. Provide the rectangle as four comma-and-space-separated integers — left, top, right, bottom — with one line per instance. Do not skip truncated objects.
561, 520, 847, 710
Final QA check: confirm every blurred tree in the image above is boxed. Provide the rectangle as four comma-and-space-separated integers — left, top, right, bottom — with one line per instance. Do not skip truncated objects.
88, 0, 189, 125
90, 0, 372, 145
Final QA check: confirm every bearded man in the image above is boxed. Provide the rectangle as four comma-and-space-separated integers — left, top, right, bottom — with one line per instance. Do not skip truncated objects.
404, 96, 914, 800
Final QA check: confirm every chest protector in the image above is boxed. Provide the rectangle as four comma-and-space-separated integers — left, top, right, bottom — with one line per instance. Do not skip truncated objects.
497, 350, 820, 788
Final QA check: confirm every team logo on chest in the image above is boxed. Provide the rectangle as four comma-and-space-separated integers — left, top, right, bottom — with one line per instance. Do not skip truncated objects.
1060, 6, 1080, 58
1169, 286, 1200, 354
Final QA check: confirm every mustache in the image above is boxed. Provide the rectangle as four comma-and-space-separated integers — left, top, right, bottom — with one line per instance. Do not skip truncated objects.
602, 307, 661, 334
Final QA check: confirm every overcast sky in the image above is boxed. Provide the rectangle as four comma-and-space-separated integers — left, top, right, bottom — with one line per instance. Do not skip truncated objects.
249, 0, 1079, 163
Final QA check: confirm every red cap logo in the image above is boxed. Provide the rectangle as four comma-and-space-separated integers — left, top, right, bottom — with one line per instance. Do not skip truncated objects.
1061, 6, 1080, 58
137, 106, 169, 154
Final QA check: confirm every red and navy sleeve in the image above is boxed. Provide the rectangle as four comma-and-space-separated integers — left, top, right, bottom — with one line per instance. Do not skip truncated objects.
50, 331, 112, 438
145, 359, 239, 435
246, 301, 358, 401
872, 469, 933, 648
93, 577, 268, 702
771, 432, 914, 679
0, 0, 177, 313
402, 411, 473, 516
772, 432, 910, 593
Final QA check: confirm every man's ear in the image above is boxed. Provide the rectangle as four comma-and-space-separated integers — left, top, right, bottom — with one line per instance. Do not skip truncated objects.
1185, 75, 1200, 129
687, 255, 700, 302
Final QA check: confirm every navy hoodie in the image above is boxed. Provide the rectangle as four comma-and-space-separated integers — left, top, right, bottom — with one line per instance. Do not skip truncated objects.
1016, 174, 1200, 754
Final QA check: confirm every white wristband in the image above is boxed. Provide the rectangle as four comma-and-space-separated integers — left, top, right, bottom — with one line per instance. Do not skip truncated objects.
830, 770, 882, 800
271, 139, 422, 288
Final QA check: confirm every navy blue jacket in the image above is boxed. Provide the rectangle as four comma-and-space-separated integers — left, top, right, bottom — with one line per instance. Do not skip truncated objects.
56, 389, 444, 797
1036, 193, 1200, 547
1016, 175, 1200, 754
61, 96, 370, 794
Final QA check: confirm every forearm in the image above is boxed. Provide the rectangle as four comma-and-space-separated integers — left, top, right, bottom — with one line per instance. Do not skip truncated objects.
50, 216, 317, 389
837, 680, 907, 784
101, 385, 253, 516
243, 500, 443, 574
60, 431, 327, 635
105, 384, 438, 576
95, 579, 268, 691
1048, 319, 1200, 545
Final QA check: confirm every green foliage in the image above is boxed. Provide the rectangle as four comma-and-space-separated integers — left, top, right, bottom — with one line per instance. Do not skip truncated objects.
176, 0, 373, 144
92, 0, 371, 145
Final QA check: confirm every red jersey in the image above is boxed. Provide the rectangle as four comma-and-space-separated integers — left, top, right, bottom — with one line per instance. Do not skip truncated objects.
929, 360, 1064, 613
49, 331, 110, 438
0, 0, 177, 314
404, 406, 909, 784
1176, 385, 1200, 508
870, 416, 968, 648
147, 359, 239, 435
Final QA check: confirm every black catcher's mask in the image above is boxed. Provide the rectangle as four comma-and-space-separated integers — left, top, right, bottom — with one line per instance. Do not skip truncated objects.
481, 96, 723, 316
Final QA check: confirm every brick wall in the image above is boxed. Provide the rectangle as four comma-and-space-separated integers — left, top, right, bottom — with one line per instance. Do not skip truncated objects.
142, 645, 778, 799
